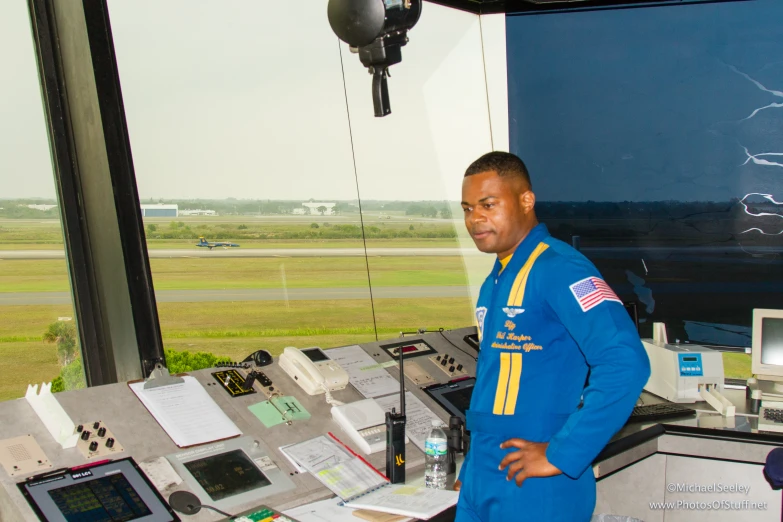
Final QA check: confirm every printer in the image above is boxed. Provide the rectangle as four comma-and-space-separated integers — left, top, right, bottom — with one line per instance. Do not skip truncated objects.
642, 323, 734, 416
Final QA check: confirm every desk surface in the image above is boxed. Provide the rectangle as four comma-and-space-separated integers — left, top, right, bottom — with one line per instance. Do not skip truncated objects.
595, 388, 783, 478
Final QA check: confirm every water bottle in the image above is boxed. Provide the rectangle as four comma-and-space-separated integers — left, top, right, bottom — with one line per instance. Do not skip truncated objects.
424, 420, 448, 489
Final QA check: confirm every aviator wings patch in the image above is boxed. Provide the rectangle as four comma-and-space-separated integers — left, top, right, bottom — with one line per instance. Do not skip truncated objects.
502, 307, 525, 318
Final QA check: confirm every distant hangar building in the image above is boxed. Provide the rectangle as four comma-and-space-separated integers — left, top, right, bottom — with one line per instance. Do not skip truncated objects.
302, 202, 336, 216
140, 204, 178, 217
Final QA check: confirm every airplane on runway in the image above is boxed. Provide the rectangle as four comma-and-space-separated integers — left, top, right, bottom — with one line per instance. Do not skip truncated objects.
196, 237, 240, 250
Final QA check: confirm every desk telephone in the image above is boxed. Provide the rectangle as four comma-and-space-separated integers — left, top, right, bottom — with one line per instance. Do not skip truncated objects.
279, 346, 349, 396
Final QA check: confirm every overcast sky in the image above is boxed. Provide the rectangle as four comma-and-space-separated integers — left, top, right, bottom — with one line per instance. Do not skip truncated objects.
1, 0, 489, 201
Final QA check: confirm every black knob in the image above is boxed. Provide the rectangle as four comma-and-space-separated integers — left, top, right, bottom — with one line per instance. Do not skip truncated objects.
436, 355, 441, 361
81, 430, 91, 441
93, 422, 100, 430
106, 438, 115, 448
457, 364, 463, 371
97, 427, 106, 438
89, 441, 98, 452
76, 424, 83, 433
449, 366, 455, 373
449, 357, 455, 364
441, 358, 448, 366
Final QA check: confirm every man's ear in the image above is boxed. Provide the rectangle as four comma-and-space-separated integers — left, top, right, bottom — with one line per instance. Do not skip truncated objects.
520, 190, 536, 214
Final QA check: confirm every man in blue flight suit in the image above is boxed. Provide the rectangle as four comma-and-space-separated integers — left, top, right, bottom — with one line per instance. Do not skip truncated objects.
454, 152, 650, 521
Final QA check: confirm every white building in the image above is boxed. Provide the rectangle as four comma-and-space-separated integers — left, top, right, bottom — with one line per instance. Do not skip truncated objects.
180, 209, 217, 216
140, 204, 178, 217
301, 202, 336, 216
292, 208, 307, 215
27, 204, 57, 211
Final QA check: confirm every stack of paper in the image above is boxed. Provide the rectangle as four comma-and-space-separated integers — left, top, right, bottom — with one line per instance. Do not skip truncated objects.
129, 377, 241, 447
327, 345, 401, 398
281, 434, 458, 520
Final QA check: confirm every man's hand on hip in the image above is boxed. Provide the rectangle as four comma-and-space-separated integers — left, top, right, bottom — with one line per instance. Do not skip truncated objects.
498, 439, 561, 486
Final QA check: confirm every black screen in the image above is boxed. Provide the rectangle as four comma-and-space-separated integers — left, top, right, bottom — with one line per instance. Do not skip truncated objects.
441, 387, 474, 416
302, 348, 329, 363
183, 449, 270, 501
761, 318, 783, 366
48, 474, 152, 522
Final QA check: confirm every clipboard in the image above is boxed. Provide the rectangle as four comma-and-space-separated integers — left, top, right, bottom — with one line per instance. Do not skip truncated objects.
128, 364, 242, 448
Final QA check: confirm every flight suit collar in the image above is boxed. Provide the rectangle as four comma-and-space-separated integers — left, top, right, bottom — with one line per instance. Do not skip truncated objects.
496, 223, 550, 279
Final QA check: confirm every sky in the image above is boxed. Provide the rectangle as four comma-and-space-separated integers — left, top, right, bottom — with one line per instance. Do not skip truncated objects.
0, 0, 490, 201
7, 1, 780, 203
507, 0, 783, 203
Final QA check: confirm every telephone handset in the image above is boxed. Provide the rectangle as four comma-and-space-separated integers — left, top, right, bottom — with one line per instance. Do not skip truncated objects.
278, 346, 349, 396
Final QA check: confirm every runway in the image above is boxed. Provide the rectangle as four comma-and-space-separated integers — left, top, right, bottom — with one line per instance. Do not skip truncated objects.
2, 245, 780, 261
0, 247, 478, 260
0, 286, 473, 306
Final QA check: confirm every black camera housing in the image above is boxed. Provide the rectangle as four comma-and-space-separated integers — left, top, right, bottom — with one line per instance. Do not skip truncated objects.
328, 0, 422, 117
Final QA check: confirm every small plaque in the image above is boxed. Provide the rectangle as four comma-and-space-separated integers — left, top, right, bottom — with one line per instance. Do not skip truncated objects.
403, 361, 435, 386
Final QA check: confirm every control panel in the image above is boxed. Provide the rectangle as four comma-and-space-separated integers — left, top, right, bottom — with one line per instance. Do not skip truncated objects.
429, 354, 468, 378
677, 353, 704, 377
75, 420, 124, 459
0, 327, 478, 521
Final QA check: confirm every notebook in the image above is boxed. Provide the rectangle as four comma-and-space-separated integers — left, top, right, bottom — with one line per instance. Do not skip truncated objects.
280, 433, 458, 519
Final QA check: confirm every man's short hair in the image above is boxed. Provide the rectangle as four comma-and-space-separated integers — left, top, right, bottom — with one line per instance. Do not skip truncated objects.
464, 151, 531, 188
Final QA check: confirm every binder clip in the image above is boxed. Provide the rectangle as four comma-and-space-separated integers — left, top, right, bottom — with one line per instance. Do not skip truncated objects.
144, 364, 185, 389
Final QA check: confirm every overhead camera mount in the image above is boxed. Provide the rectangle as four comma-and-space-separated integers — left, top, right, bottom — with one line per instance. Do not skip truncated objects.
328, 0, 422, 117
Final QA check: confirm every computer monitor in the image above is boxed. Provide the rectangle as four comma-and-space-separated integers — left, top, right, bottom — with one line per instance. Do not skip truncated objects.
751, 309, 783, 380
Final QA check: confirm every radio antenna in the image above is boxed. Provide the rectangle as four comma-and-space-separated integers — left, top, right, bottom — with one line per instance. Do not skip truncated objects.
398, 347, 405, 416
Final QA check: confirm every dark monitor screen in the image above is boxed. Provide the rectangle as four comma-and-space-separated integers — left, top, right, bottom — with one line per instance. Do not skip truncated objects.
48, 473, 152, 522
19, 458, 177, 522
441, 387, 473, 416
424, 378, 475, 421
183, 449, 270, 502
302, 348, 330, 363
761, 318, 783, 366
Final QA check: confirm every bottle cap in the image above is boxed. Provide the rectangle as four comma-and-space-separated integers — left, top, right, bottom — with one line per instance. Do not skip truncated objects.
431, 419, 443, 427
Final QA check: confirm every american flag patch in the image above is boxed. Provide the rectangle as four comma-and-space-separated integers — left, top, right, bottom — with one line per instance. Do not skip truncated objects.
569, 277, 621, 312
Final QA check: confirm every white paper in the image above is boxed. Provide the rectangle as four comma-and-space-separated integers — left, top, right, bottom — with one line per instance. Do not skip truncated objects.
375, 392, 444, 453
345, 485, 459, 519
327, 345, 400, 398
138, 457, 182, 491
279, 444, 308, 474
281, 435, 387, 500
129, 377, 241, 447
284, 497, 412, 522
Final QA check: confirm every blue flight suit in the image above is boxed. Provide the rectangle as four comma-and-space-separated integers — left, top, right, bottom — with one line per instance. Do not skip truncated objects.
455, 224, 650, 522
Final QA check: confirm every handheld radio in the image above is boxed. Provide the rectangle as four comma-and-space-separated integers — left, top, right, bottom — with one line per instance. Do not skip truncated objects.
385, 345, 406, 483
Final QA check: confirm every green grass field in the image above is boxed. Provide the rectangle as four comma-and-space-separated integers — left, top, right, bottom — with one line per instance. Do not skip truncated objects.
0, 216, 757, 404
0, 298, 474, 401
0, 256, 470, 293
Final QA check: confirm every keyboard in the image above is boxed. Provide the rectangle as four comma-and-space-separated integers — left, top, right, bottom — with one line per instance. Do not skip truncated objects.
627, 402, 696, 424
759, 407, 783, 433
232, 505, 300, 522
